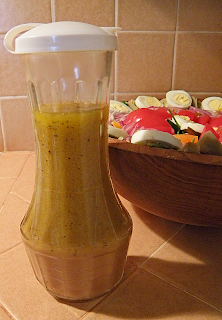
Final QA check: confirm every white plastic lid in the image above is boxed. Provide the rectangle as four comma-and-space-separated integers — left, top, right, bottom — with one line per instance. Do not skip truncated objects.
4, 21, 120, 54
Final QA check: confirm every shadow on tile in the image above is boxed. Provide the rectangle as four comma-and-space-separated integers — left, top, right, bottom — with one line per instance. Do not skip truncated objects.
65, 268, 221, 319
60, 201, 222, 316
120, 198, 185, 266
131, 203, 222, 260
129, 204, 222, 312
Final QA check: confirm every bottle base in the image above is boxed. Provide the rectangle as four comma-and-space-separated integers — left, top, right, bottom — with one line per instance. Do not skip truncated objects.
23, 239, 130, 302
46, 272, 123, 303
51, 278, 121, 303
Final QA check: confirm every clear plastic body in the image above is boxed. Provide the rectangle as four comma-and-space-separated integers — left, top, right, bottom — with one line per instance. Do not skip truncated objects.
20, 51, 132, 301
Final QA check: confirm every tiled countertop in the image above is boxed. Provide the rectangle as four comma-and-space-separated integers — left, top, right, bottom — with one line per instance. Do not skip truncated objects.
0, 151, 222, 320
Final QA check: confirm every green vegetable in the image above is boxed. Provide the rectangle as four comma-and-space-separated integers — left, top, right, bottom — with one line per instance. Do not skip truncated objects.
167, 109, 186, 134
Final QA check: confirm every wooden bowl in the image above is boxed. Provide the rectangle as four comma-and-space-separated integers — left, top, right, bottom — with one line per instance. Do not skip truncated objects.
108, 137, 222, 227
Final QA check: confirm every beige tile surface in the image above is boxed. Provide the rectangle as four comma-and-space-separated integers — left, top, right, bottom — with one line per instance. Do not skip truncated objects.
178, 0, 222, 31
119, 197, 184, 266
142, 224, 222, 311
173, 32, 222, 92
1, 97, 35, 151
0, 178, 16, 207
54, 0, 115, 26
116, 32, 175, 93
0, 120, 4, 152
12, 154, 35, 203
0, 36, 27, 97
116, 92, 167, 102
0, 194, 29, 253
83, 268, 222, 319
0, 0, 52, 33
118, 0, 178, 31
0, 152, 29, 178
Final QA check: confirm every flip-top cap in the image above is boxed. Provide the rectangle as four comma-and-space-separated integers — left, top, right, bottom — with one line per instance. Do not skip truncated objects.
4, 21, 119, 54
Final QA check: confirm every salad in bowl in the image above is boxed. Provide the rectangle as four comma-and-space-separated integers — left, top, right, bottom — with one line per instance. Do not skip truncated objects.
108, 90, 222, 156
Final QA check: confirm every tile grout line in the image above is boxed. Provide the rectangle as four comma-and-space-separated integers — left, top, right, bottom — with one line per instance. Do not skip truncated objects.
10, 190, 32, 205
114, 0, 119, 100
144, 268, 222, 314
51, 0, 55, 22
0, 303, 16, 320
118, 30, 222, 34
1, 92, 221, 99
115, 0, 118, 27
0, 176, 18, 215
9, 152, 34, 205
0, 96, 27, 100
0, 242, 23, 257
0, 99, 6, 152
140, 223, 186, 266
0, 95, 48, 101
78, 267, 141, 319
1, 30, 222, 36
171, 0, 180, 89
116, 91, 222, 95
0, 154, 31, 211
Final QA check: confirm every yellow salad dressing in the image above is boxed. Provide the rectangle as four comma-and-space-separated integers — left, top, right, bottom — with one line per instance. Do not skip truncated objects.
20, 102, 132, 301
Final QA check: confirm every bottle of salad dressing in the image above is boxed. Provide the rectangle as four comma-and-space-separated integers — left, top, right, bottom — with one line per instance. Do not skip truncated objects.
4, 22, 132, 302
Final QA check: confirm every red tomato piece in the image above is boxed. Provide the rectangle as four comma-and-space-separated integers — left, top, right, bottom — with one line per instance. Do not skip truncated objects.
124, 107, 171, 125
177, 110, 195, 121
194, 114, 211, 125
124, 108, 154, 125
200, 123, 220, 139
216, 125, 222, 142
209, 116, 222, 128
133, 117, 175, 134
154, 107, 172, 118
124, 107, 174, 134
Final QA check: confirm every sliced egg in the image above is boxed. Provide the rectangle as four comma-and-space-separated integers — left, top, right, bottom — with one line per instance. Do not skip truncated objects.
131, 129, 182, 150
160, 98, 168, 107
201, 97, 222, 112
166, 90, 192, 108
110, 100, 132, 113
173, 115, 204, 133
127, 99, 139, 111
135, 96, 162, 108
108, 125, 128, 139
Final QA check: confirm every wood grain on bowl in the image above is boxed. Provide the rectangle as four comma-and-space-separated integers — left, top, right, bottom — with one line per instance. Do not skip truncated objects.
108, 138, 222, 227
